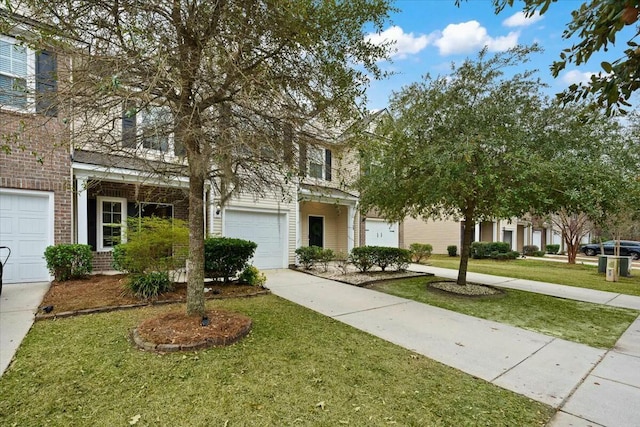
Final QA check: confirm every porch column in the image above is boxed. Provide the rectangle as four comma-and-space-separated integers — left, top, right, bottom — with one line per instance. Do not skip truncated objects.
347, 204, 355, 253
474, 222, 480, 242
76, 177, 88, 245
492, 221, 499, 242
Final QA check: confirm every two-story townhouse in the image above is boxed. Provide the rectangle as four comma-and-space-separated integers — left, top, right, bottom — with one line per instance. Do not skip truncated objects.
0, 18, 73, 284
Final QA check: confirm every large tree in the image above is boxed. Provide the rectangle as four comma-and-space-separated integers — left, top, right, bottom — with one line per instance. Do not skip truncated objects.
357, 46, 558, 286
4, 0, 393, 315
461, 0, 640, 114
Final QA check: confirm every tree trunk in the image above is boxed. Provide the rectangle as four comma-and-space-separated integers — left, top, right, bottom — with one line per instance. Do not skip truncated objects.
186, 162, 206, 316
457, 215, 475, 286
565, 236, 578, 264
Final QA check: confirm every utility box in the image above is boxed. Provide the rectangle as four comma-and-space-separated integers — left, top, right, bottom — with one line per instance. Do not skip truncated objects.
606, 257, 619, 282
599, 256, 632, 278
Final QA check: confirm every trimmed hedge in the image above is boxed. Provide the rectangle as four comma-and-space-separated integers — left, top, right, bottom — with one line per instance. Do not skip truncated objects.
351, 246, 411, 272
204, 237, 257, 282
409, 243, 432, 263
546, 244, 560, 254
523, 245, 539, 256
295, 246, 334, 271
447, 245, 458, 257
469, 242, 519, 261
44, 244, 93, 281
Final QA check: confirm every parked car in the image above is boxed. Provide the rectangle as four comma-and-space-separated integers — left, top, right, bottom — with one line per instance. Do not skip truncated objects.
581, 240, 640, 260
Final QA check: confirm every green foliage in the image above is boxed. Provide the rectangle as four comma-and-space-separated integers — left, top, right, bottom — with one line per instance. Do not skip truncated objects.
350, 246, 376, 272
523, 245, 539, 256
532, 250, 546, 257
409, 243, 433, 263
334, 251, 350, 275
546, 244, 560, 254
239, 265, 267, 287
295, 246, 322, 270
447, 245, 458, 257
204, 237, 257, 282
125, 272, 173, 299
44, 244, 93, 281
295, 246, 335, 271
351, 246, 411, 272
114, 217, 188, 274
470, 242, 511, 260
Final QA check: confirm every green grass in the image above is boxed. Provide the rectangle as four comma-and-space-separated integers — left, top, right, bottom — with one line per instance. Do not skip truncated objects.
427, 255, 640, 296
0, 296, 553, 426
370, 277, 638, 348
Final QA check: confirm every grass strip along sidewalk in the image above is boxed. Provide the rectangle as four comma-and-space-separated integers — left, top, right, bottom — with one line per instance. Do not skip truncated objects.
0, 296, 553, 426
370, 276, 638, 349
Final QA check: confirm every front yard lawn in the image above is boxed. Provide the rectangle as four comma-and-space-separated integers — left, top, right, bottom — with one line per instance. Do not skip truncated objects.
369, 276, 639, 349
0, 296, 553, 426
427, 255, 640, 296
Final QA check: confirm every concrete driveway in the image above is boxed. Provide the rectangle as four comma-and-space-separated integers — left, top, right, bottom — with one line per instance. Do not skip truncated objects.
0, 281, 50, 375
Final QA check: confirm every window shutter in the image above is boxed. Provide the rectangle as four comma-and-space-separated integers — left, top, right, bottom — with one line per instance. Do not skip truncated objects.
35, 50, 58, 116
298, 140, 307, 176
122, 103, 137, 148
325, 149, 332, 181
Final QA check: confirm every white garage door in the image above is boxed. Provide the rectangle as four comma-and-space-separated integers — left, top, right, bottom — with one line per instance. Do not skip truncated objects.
0, 190, 52, 283
224, 210, 287, 269
365, 219, 399, 247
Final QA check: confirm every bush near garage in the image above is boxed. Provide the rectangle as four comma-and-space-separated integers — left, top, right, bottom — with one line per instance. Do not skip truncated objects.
239, 265, 267, 287
295, 246, 335, 271
409, 243, 433, 263
523, 245, 539, 256
546, 244, 560, 254
204, 237, 257, 282
44, 244, 93, 281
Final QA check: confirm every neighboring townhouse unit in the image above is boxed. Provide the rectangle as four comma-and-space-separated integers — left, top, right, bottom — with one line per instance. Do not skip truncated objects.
0, 28, 72, 284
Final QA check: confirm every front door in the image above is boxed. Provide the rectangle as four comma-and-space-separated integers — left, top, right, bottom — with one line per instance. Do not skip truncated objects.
309, 216, 324, 247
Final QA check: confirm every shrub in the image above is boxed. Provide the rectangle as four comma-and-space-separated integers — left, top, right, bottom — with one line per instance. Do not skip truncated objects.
495, 253, 510, 261
532, 250, 546, 257
523, 245, 539, 256
409, 243, 433, 263
44, 244, 93, 281
239, 265, 267, 287
334, 251, 350, 275
350, 246, 376, 272
126, 272, 172, 299
295, 246, 323, 270
113, 217, 188, 274
204, 237, 257, 282
471, 242, 513, 260
447, 245, 458, 257
351, 246, 411, 272
318, 248, 335, 272
546, 244, 560, 254
508, 251, 520, 260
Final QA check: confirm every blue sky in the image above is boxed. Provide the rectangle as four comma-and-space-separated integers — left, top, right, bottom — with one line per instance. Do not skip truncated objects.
364, 0, 636, 110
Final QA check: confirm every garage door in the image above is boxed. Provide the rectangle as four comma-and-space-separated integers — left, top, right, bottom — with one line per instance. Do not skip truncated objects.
224, 210, 287, 269
365, 219, 399, 247
0, 190, 52, 283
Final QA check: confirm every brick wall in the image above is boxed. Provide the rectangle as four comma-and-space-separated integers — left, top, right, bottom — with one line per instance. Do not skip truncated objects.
0, 110, 72, 245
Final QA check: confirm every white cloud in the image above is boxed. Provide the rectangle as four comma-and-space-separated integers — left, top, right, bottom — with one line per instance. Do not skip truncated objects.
433, 21, 519, 55
502, 11, 543, 27
366, 25, 435, 59
561, 70, 596, 86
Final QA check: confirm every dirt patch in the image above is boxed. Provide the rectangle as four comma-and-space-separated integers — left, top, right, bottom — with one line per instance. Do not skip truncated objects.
38, 274, 267, 317
133, 309, 252, 352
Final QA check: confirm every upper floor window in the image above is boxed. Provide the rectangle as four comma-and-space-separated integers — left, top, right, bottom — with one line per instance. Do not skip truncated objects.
0, 36, 57, 116
122, 104, 173, 153
0, 37, 29, 109
308, 146, 332, 181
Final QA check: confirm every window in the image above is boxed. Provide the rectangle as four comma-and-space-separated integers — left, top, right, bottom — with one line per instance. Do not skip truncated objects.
308, 146, 332, 181
0, 37, 28, 108
122, 104, 172, 153
97, 197, 127, 251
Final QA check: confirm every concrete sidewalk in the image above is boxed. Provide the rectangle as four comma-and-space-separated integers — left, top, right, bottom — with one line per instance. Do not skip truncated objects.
0, 281, 50, 375
265, 269, 640, 427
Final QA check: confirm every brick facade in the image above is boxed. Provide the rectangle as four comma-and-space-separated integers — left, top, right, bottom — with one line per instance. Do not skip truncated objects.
0, 110, 72, 245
